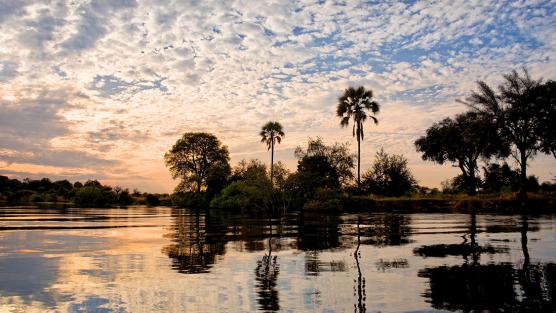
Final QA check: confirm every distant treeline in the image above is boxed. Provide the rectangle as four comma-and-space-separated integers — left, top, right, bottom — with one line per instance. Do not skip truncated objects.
0, 176, 170, 207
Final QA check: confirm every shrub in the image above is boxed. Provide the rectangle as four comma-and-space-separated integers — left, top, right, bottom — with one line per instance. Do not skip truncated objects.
210, 181, 271, 211
303, 188, 344, 211
146, 194, 160, 206
73, 186, 114, 207
362, 148, 417, 196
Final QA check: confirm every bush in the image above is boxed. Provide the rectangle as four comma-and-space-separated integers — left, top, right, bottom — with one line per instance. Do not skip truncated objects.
210, 181, 271, 211
29, 193, 44, 203
171, 192, 207, 208
73, 187, 114, 207
362, 148, 417, 196
303, 188, 344, 211
146, 194, 160, 206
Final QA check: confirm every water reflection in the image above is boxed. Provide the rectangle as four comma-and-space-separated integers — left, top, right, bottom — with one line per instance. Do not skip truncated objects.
353, 216, 366, 313
0, 206, 554, 312
254, 234, 280, 312
162, 209, 226, 274
418, 213, 555, 312
413, 212, 508, 260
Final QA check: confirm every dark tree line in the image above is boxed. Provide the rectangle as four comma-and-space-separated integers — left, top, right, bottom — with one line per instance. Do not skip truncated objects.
0, 175, 168, 207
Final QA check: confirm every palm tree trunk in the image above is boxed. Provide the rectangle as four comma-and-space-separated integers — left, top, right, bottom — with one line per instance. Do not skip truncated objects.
270, 137, 274, 187
357, 125, 361, 189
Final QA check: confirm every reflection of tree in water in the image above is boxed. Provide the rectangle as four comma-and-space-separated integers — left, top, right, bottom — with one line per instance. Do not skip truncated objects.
358, 213, 413, 247
304, 251, 346, 276
353, 216, 366, 313
254, 219, 280, 312
418, 214, 555, 312
162, 209, 226, 274
413, 212, 507, 260
296, 211, 342, 251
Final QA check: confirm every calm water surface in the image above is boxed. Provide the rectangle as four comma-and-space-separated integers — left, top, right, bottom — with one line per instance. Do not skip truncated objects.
0, 206, 554, 312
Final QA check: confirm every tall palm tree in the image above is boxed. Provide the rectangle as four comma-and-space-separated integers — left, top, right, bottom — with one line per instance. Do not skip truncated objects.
336, 86, 380, 189
260, 121, 285, 186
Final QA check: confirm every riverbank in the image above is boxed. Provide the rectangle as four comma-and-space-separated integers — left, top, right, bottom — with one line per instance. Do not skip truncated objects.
341, 193, 556, 214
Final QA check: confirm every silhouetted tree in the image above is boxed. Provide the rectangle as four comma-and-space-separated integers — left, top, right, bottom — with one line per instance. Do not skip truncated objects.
205, 161, 232, 199
361, 148, 417, 196
230, 159, 269, 183
294, 137, 355, 186
210, 159, 273, 211
534, 80, 556, 159
482, 163, 520, 192
260, 121, 284, 186
165, 132, 230, 193
415, 111, 507, 195
336, 86, 380, 189
464, 68, 545, 199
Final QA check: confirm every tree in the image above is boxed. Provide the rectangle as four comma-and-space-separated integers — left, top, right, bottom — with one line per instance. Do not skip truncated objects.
205, 161, 232, 199
336, 86, 380, 189
482, 163, 521, 193
464, 69, 545, 198
230, 159, 269, 183
534, 80, 556, 158
362, 148, 417, 196
210, 159, 273, 211
260, 121, 284, 186
294, 137, 355, 187
164, 132, 230, 193
415, 111, 507, 195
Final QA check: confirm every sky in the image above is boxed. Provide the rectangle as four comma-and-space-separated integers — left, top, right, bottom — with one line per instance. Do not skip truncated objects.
0, 0, 555, 193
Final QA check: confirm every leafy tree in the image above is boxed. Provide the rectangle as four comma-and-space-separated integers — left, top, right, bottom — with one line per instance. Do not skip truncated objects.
260, 121, 284, 186
146, 194, 160, 206
362, 148, 417, 196
118, 189, 133, 205
534, 80, 556, 158
210, 180, 272, 211
440, 175, 468, 194
464, 69, 545, 198
165, 132, 230, 193
294, 137, 355, 186
211, 159, 273, 211
415, 111, 507, 195
230, 159, 269, 183
482, 163, 520, 193
297, 154, 339, 190
73, 186, 114, 207
271, 161, 290, 190
336, 86, 380, 188
205, 161, 232, 199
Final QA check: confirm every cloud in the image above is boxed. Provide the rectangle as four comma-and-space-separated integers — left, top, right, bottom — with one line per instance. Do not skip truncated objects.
0, 60, 18, 82
0, 89, 117, 169
60, 0, 138, 51
0, 0, 28, 24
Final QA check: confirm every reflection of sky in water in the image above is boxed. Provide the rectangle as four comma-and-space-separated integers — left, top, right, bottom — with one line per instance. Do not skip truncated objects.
0, 207, 554, 312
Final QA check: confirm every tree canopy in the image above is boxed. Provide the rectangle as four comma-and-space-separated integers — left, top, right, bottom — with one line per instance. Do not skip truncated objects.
464, 68, 546, 198
164, 132, 230, 193
534, 80, 556, 159
362, 148, 417, 197
294, 137, 355, 187
336, 86, 379, 188
415, 111, 507, 195
260, 121, 284, 186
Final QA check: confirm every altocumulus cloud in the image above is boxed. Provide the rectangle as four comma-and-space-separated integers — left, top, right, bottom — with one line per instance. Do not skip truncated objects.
0, 0, 555, 192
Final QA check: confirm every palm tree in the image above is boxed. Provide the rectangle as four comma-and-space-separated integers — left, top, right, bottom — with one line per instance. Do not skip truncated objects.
336, 86, 380, 189
260, 121, 285, 186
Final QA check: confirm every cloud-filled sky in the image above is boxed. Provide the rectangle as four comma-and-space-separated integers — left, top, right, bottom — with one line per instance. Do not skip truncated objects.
0, 0, 555, 193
